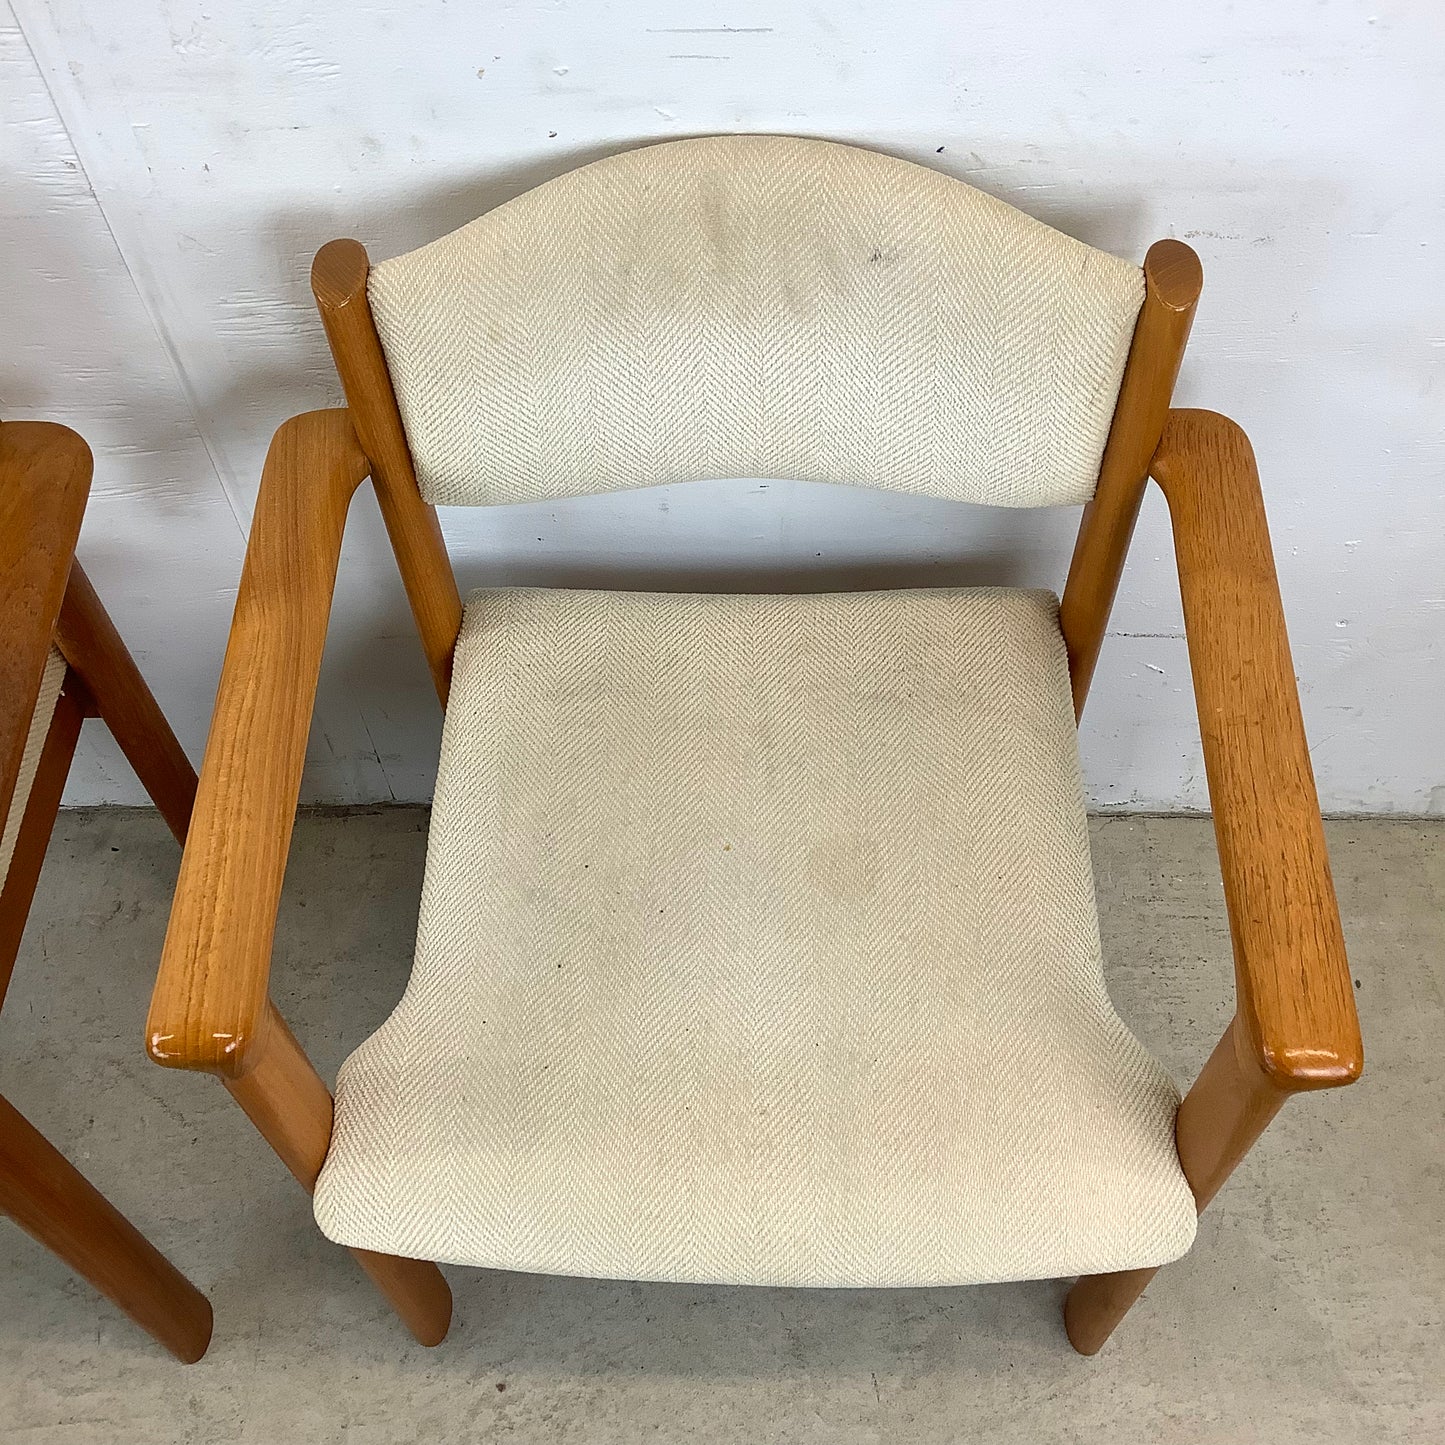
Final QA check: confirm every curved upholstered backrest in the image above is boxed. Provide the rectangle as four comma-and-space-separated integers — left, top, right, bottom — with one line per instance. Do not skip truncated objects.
368, 135, 1144, 508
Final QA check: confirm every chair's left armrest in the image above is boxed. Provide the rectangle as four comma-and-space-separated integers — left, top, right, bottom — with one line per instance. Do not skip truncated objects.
0, 422, 92, 826
147, 409, 369, 1078
1153, 408, 1362, 1091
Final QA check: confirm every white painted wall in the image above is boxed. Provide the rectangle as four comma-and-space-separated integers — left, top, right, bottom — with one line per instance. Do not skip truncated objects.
4, 1, 1442, 814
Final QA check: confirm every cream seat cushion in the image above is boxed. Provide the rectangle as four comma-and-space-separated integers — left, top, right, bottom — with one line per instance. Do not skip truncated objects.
314, 587, 1196, 1287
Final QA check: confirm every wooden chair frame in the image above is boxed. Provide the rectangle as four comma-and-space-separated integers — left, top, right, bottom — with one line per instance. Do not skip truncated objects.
147, 233, 1361, 1353
0, 421, 212, 1362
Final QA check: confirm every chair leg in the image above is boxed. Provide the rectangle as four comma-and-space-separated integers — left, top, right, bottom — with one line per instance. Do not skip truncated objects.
0, 683, 85, 1009
55, 562, 197, 845
223, 1003, 452, 1346
1064, 1016, 1289, 1354
0, 1092, 212, 1362
1063, 1263, 1161, 1357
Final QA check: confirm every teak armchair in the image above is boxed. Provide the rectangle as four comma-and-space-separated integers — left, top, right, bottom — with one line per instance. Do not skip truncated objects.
148, 136, 1361, 1354
1, 419, 211, 1362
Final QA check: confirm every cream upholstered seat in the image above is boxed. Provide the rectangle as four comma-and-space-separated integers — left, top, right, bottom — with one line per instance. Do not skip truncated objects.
314, 585, 1196, 1286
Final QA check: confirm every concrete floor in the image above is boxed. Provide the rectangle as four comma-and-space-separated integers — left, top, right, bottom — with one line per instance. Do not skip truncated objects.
0, 810, 1440, 1443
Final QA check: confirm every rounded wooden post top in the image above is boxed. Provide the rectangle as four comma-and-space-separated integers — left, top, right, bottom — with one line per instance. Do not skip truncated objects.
1144, 239, 1203, 312
311, 239, 370, 312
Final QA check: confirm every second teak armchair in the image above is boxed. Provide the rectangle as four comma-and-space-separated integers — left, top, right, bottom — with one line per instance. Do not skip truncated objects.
2, 419, 211, 1362
147, 135, 1362, 1354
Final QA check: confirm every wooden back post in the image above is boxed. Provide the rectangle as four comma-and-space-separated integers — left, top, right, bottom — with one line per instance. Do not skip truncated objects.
1060, 239, 1203, 715
311, 241, 462, 705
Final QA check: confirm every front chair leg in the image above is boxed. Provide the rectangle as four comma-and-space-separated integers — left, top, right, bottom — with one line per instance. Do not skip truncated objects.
0, 1093, 213, 1362
1064, 1015, 1290, 1354
223, 1003, 452, 1346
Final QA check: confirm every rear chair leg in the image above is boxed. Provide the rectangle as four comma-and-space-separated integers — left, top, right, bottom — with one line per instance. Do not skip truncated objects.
55, 562, 198, 846
1065, 1016, 1289, 1354
0, 1093, 213, 1362
224, 1003, 452, 1346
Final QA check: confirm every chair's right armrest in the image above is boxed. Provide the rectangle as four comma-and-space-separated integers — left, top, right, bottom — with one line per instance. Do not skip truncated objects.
1154, 409, 1362, 1090
147, 409, 369, 1078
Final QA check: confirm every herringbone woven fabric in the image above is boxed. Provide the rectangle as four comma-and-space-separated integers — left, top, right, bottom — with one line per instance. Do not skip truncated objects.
0, 648, 66, 886
314, 586, 1196, 1286
368, 135, 1144, 508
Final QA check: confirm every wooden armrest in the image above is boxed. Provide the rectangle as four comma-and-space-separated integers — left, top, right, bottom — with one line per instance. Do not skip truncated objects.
147, 409, 369, 1077
1152, 408, 1362, 1090
0, 421, 92, 827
